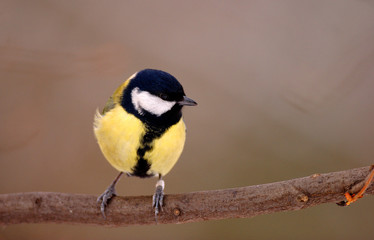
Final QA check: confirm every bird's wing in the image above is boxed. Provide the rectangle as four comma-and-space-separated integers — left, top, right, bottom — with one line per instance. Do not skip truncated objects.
101, 78, 131, 115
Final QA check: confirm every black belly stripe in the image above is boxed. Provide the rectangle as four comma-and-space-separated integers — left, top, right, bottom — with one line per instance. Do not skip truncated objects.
132, 125, 167, 178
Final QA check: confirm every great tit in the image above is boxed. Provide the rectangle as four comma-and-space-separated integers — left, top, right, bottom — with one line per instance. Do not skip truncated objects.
94, 69, 197, 218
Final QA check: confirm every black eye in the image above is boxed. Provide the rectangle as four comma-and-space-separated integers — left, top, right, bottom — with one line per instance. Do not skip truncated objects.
159, 93, 168, 100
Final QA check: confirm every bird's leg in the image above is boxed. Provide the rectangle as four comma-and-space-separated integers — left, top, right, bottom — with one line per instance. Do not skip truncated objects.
338, 165, 374, 206
97, 171, 124, 218
152, 175, 165, 221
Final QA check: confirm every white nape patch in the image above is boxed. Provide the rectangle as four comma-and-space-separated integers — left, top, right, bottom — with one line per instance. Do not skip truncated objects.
131, 88, 176, 116
129, 72, 138, 80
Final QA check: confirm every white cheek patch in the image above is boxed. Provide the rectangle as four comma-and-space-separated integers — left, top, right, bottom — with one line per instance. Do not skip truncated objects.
131, 88, 176, 116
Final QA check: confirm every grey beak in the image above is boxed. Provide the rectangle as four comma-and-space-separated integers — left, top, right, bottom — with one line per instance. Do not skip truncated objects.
178, 96, 197, 106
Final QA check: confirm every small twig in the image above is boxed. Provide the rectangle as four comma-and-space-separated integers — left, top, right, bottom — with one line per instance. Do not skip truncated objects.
0, 165, 373, 226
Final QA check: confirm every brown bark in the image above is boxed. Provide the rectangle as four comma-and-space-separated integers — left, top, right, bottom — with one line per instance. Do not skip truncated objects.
0, 165, 373, 227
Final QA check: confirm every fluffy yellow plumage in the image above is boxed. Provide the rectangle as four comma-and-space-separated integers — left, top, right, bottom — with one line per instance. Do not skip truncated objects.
94, 105, 145, 173
94, 105, 186, 176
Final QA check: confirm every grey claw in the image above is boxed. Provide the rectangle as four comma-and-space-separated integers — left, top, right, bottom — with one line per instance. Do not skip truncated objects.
152, 185, 164, 221
97, 185, 117, 218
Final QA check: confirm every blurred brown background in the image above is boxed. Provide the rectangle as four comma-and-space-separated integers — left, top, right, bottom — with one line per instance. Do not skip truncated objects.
1, 0, 374, 239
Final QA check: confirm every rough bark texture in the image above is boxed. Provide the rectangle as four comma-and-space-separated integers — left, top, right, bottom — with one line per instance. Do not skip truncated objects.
0, 166, 373, 226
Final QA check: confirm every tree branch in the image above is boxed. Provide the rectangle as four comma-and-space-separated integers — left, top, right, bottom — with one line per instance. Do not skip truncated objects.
1, 165, 373, 226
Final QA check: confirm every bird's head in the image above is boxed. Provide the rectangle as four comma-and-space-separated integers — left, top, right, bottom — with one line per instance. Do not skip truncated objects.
121, 69, 197, 128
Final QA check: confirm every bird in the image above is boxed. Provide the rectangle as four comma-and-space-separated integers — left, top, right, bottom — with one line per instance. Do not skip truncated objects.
93, 69, 197, 218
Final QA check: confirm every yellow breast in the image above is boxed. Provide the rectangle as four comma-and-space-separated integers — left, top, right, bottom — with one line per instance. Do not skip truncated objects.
94, 105, 186, 176
146, 118, 186, 176
94, 105, 144, 172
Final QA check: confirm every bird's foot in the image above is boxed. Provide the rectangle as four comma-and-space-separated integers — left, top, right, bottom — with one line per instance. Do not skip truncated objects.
152, 179, 165, 222
97, 184, 117, 218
